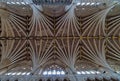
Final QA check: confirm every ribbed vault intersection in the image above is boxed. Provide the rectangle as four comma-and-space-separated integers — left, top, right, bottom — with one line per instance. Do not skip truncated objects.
0, 0, 120, 81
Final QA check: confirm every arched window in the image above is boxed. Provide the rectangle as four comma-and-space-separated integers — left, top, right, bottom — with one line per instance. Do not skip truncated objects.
42, 64, 65, 75
77, 70, 101, 75
5, 67, 31, 76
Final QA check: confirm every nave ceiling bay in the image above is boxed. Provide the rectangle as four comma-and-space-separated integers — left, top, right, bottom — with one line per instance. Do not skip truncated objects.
0, 0, 120, 75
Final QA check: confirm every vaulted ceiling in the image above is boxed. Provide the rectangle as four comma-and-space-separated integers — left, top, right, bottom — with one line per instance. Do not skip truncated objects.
0, 0, 120, 75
